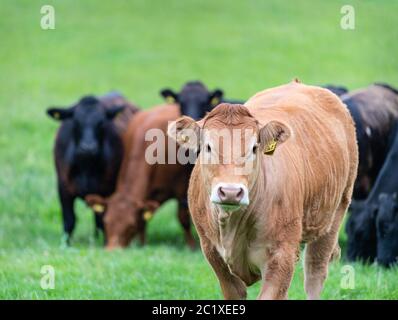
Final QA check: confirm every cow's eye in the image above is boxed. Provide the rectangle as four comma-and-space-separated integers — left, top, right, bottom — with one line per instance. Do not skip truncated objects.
252, 145, 258, 153
206, 144, 211, 153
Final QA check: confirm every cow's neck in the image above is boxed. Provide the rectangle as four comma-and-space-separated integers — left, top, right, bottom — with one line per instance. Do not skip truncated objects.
212, 203, 260, 284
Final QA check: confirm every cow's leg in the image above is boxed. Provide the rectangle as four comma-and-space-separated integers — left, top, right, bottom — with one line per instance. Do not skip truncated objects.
177, 202, 196, 249
58, 184, 76, 245
304, 233, 338, 300
304, 204, 346, 300
258, 242, 298, 300
201, 237, 247, 300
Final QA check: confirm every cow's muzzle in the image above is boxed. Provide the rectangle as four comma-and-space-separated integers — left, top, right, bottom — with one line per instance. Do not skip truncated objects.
210, 183, 249, 209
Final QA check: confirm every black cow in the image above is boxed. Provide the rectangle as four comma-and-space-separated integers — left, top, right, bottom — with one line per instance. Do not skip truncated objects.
376, 193, 398, 267
342, 83, 398, 199
160, 81, 244, 120
46, 92, 138, 244
347, 122, 398, 264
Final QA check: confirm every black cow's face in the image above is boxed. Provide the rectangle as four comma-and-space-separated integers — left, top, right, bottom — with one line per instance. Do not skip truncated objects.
47, 96, 124, 157
346, 201, 377, 263
376, 193, 398, 268
160, 81, 223, 120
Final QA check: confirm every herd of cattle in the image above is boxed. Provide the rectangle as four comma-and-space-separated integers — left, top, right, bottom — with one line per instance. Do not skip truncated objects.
47, 80, 398, 298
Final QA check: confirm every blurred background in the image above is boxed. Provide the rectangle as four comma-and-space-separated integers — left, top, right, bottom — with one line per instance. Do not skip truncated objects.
0, 0, 397, 299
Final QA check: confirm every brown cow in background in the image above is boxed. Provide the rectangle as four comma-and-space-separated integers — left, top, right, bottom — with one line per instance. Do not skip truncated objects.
87, 104, 195, 249
169, 81, 358, 299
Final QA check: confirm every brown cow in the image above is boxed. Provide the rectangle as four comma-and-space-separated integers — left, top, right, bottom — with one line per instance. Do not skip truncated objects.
169, 81, 358, 299
87, 104, 195, 249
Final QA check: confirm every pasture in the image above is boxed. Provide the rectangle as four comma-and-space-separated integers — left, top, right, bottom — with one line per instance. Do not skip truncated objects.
0, 0, 397, 299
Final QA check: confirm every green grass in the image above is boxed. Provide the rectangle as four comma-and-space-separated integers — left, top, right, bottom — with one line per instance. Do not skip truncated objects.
0, 0, 397, 299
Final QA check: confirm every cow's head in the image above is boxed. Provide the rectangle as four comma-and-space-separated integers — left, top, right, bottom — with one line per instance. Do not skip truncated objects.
346, 200, 377, 263
168, 103, 290, 215
376, 193, 398, 267
160, 81, 223, 120
85, 194, 159, 249
47, 96, 124, 157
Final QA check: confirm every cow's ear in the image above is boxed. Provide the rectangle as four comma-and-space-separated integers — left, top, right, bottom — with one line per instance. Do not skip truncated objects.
85, 194, 108, 213
209, 89, 224, 107
160, 89, 178, 104
46, 107, 74, 121
168, 116, 201, 151
258, 121, 291, 156
106, 105, 125, 119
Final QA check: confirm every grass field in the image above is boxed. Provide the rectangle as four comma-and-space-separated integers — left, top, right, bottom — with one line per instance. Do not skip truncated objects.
0, 0, 397, 299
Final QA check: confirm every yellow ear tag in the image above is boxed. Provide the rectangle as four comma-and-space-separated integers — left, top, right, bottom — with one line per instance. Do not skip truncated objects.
264, 139, 277, 155
143, 210, 153, 221
54, 112, 60, 119
92, 204, 105, 214
211, 97, 219, 106
166, 96, 175, 104
181, 134, 189, 143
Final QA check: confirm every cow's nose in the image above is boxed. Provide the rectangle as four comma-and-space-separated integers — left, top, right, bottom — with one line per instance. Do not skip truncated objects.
80, 142, 97, 153
217, 186, 244, 205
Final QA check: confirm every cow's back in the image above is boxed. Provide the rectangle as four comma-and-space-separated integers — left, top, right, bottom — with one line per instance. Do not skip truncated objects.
342, 84, 398, 129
